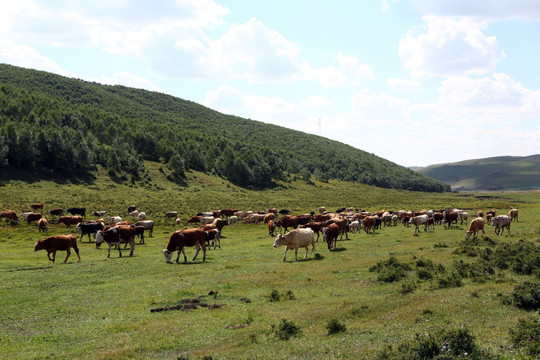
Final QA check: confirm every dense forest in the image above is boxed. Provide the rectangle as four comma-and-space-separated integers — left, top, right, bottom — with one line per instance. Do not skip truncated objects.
0, 64, 450, 192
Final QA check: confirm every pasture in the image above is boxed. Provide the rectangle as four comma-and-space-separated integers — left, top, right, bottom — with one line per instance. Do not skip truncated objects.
0, 166, 538, 359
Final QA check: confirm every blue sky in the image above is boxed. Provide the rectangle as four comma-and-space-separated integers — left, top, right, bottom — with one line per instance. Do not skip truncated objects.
1, 0, 539, 167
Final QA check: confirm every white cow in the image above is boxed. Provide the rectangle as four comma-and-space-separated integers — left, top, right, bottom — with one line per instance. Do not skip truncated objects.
273, 228, 315, 261
129, 210, 139, 218
108, 216, 122, 226
409, 214, 429, 233
459, 212, 469, 225
135, 220, 154, 237
137, 212, 147, 221
492, 215, 511, 236
228, 215, 238, 225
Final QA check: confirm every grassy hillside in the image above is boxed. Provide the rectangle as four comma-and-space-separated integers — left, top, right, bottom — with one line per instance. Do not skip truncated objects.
1, 162, 539, 359
417, 154, 540, 191
0, 63, 449, 192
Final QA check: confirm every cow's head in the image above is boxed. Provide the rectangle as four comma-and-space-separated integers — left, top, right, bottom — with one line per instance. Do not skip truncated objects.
273, 234, 283, 247
34, 241, 43, 251
465, 231, 472, 239
95, 230, 104, 248
163, 249, 173, 263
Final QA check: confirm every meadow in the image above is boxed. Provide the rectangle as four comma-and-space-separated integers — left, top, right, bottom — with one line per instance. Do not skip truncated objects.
0, 164, 538, 359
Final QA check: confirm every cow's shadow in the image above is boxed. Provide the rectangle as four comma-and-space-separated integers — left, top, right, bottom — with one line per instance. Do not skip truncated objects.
330, 247, 347, 252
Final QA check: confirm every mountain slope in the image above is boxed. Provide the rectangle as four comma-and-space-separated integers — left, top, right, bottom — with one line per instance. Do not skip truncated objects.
417, 155, 540, 191
0, 64, 450, 192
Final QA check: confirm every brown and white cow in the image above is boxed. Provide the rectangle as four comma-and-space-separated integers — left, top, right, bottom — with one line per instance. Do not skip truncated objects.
273, 228, 315, 261
95, 225, 136, 258
409, 214, 429, 233
34, 234, 80, 263
466, 217, 485, 239
163, 228, 207, 263
48, 208, 64, 217
37, 217, 49, 233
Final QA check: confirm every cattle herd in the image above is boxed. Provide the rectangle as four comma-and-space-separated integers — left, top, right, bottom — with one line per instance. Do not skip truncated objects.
0, 203, 520, 263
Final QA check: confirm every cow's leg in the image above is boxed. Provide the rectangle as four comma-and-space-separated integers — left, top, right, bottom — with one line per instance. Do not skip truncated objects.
294, 247, 298, 261
303, 246, 308, 259
193, 244, 201, 261
202, 243, 206, 262
117, 243, 122, 258
129, 240, 134, 256
47, 250, 54, 262
51, 250, 57, 262
282, 248, 288, 261
64, 248, 71, 263
107, 244, 111, 258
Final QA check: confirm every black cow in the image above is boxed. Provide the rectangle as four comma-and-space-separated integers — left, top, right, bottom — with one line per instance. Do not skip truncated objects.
67, 207, 86, 218
75, 221, 104, 242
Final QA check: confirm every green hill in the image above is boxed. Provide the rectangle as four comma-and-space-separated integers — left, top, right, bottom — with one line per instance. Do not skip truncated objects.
0, 63, 449, 192
417, 155, 540, 191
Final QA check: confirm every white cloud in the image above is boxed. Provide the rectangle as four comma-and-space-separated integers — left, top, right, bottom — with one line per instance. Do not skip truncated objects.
399, 16, 505, 77
302, 95, 331, 107
303, 53, 374, 87
412, 0, 540, 21
387, 78, 422, 91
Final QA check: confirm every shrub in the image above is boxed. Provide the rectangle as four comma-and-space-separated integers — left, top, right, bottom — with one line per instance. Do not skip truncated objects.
437, 271, 463, 289
272, 319, 302, 340
401, 281, 417, 294
326, 318, 346, 335
370, 256, 412, 283
508, 281, 540, 310
269, 289, 281, 302
509, 316, 540, 356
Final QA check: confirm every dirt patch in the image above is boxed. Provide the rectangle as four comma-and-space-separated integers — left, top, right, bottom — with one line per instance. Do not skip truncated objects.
150, 294, 223, 313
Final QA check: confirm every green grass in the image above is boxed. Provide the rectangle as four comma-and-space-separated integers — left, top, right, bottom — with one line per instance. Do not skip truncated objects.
1, 164, 538, 359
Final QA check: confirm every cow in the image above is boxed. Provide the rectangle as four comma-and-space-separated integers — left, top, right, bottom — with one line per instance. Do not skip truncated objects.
175, 218, 181, 226
300, 222, 324, 241
466, 217, 485, 239
219, 209, 238, 218
163, 228, 207, 263
392, 214, 399, 226
409, 214, 429, 233
318, 206, 326, 214
278, 209, 291, 217
37, 217, 49, 233
48, 208, 64, 217
273, 228, 315, 261
134, 225, 146, 244
492, 215, 511, 236
381, 212, 393, 227
95, 225, 136, 258
211, 218, 229, 235
349, 220, 360, 233
67, 207, 86, 218
228, 215, 238, 225
425, 217, 435, 231
322, 223, 339, 250
487, 213, 493, 225
267, 219, 276, 237
442, 211, 459, 229
324, 218, 349, 240
34, 234, 80, 263
486, 210, 496, 217
165, 211, 178, 219
127, 205, 137, 214
433, 212, 444, 225
275, 215, 300, 233
246, 213, 265, 224
263, 213, 275, 224
25, 213, 42, 224
20, 211, 33, 220
129, 210, 139, 218
313, 213, 332, 222
92, 210, 106, 217
58, 216, 83, 228
75, 221, 104, 242
509, 209, 518, 222
203, 227, 220, 249
135, 220, 154, 237
187, 216, 203, 224
476, 211, 484, 218
108, 216, 122, 226
362, 216, 376, 234
459, 212, 469, 225
0, 210, 20, 224
137, 212, 146, 221
30, 203, 44, 211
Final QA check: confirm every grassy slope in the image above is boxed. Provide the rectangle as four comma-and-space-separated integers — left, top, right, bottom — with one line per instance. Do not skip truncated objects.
0, 165, 538, 359
418, 154, 540, 191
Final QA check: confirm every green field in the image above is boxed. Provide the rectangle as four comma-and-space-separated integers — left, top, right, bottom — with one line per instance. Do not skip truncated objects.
1, 166, 538, 359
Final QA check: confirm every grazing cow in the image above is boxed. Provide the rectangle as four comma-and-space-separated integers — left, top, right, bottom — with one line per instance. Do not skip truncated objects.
409, 214, 429, 233
362, 216, 376, 234
486, 210, 496, 217
228, 215, 238, 225
58, 216, 83, 228
34, 235, 80, 263
25, 213, 42, 224
466, 218, 485, 239
129, 210, 139, 218
75, 221, 105, 242
108, 216, 122, 226
300, 222, 324, 241
442, 211, 459, 228
37, 218, 49, 233
175, 218, 181, 226
30, 203, 44, 211
137, 212, 146, 221
135, 220, 154, 237
273, 228, 315, 261
163, 228, 207, 263
92, 210, 106, 217
67, 207, 86, 218
0, 210, 20, 224
492, 215, 511, 236
322, 223, 339, 250
267, 219, 276, 236
20, 211, 33, 220
324, 218, 349, 239
459, 212, 469, 225
48, 208, 64, 217
95, 225, 136, 258
476, 211, 484, 218
509, 209, 518, 222
204, 228, 220, 249
246, 213, 265, 224
127, 205, 137, 214
165, 211, 178, 219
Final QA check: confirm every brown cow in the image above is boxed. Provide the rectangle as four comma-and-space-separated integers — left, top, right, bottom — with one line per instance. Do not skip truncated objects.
509, 209, 519, 222
466, 217, 485, 239
263, 213, 275, 224
25, 213, 42, 224
30, 203, 44, 211
58, 216, 83, 228
275, 215, 299, 233
0, 210, 20, 224
219, 209, 238, 218
34, 234, 80, 263
48, 208, 64, 217
300, 222, 324, 241
442, 211, 459, 228
362, 216, 376, 234
322, 223, 339, 250
313, 213, 332, 222
163, 228, 207, 263
37, 217, 49, 233
267, 219, 276, 237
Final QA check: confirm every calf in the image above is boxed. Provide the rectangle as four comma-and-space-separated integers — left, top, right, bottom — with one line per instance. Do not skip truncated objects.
75, 221, 105, 242
466, 217, 485, 239
34, 235, 80, 263
37, 217, 49, 233
95, 225, 135, 258
163, 228, 207, 263
273, 228, 315, 261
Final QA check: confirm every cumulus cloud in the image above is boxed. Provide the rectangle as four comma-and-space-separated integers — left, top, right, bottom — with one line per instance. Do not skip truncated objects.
302, 95, 331, 107
303, 52, 374, 87
387, 78, 422, 91
399, 17, 505, 77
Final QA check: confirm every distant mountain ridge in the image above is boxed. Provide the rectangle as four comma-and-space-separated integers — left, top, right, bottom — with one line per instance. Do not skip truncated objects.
416, 155, 540, 191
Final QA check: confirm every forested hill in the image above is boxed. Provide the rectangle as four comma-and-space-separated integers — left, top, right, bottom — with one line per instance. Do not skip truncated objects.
0, 64, 449, 192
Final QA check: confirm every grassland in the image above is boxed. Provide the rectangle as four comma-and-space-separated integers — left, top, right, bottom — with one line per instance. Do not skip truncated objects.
0, 163, 538, 359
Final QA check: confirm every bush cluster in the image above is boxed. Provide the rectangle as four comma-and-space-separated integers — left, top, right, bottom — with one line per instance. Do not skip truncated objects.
509, 316, 540, 356
369, 256, 412, 283
271, 319, 302, 340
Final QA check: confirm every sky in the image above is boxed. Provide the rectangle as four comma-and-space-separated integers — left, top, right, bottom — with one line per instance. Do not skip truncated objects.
1, 0, 539, 167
